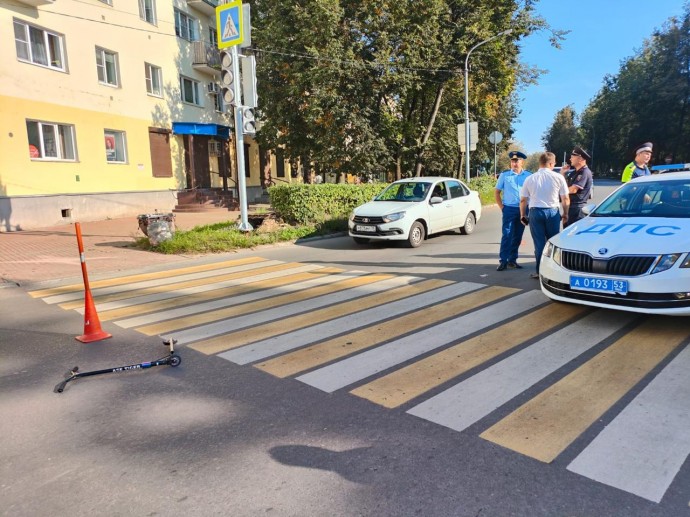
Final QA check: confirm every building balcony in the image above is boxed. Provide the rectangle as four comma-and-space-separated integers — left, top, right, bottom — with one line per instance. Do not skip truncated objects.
192, 41, 220, 75
15, 0, 55, 5
186, 0, 219, 17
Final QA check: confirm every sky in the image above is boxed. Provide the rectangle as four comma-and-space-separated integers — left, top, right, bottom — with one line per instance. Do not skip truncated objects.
512, 0, 687, 154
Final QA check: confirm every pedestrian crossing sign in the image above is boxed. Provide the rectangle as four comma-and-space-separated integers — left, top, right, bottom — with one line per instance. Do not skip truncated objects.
216, 0, 244, 49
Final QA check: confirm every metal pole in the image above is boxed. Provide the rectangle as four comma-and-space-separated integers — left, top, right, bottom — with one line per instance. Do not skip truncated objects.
231, 46, 253, 231
464, 29, 513, 184
494, 140, 497, 178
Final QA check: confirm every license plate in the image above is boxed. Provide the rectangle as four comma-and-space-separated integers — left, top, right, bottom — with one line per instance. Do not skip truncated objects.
570, 275, 628, 295
356, 225, 376, 232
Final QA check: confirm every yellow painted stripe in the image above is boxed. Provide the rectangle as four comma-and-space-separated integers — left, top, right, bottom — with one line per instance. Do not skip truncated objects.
59, 262, 313, 310
189, 278, 453, 355
480, 318, 690, 463
137, 273, 393, 336
351, 302, 588, 408
255, 286, 518, 378
29, 257, 267, 298
95, 265, 340, 320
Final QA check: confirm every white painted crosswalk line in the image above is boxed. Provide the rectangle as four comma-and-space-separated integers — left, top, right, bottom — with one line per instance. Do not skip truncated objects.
162, 274, 414, 345
567, 342, 690, 503
91, 263, 320, 314
43, 260, 284, 304
297, 290, 547, 393
113, 265, 335, 327
220, 281, 486, 365
407, 311, 635, 432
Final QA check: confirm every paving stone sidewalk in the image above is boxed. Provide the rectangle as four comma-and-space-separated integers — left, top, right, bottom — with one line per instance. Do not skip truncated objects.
0, 211, 241, 287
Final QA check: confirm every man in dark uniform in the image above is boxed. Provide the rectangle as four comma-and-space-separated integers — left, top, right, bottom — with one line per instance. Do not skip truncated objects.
561, 147, 593, 228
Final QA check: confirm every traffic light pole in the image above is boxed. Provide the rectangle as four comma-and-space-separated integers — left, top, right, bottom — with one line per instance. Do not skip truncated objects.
230, 46, 252, 232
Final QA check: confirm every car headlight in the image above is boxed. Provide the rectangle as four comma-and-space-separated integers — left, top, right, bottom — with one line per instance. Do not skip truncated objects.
543, 242, 562, 266
652, 253, 681, 274
383, 211, 405, 223
349, 211, 355, 222
680, 254, 690, 268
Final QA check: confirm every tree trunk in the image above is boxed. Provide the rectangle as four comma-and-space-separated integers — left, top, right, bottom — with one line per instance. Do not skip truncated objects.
414, 84, 445, 177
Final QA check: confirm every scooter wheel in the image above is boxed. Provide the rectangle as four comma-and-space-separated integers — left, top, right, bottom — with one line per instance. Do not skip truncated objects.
169, 355, 182, 367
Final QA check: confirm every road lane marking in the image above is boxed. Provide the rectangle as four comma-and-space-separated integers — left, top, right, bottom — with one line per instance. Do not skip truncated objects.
103, 266, 341, 323
251, 281, 491, 376
64, 260, 300, 311
220, 280, 477, 364
29, 256, 266, 299
350, 303, 588, 408
480, 318, 688, 463
296, 288, 542, 393
407, 311, 636, 432
157, 273, 398, 343
568, 340, 690, 503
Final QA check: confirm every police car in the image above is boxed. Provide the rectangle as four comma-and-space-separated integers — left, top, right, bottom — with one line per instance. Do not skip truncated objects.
539, 172, 690, 315
348, 177, 481, 248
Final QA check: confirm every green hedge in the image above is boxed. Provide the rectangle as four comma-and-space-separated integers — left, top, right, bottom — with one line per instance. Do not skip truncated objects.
268, 183, 387, 225
268, 178, 497, 226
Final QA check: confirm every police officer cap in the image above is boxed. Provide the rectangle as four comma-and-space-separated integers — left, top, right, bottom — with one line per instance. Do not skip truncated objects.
571, 146, 591, 161
508, 151, 527, 160
635, 142, 653, 154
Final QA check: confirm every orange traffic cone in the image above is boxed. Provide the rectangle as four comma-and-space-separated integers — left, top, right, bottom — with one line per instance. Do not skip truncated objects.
74, 222, 112, 343
76, 288, 112, 343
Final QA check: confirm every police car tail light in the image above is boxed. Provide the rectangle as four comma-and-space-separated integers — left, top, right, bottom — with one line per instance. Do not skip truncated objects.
651, 253, 681, 274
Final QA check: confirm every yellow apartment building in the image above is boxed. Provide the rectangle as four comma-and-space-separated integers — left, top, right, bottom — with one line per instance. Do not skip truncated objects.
1, 0, 289, 231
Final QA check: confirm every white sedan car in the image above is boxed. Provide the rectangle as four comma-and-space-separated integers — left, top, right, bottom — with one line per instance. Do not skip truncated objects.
348, 177, 482, 248
540, 172, 690, 315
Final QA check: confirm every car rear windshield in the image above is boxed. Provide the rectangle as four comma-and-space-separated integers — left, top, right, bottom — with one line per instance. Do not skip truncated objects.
593, 179, 690, 218
376, 182, 431, 202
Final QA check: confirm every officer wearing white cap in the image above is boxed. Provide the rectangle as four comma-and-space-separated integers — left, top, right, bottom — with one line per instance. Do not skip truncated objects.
561, 146, 593, 228
494, 150, 531, 271
621, 142, 653, 182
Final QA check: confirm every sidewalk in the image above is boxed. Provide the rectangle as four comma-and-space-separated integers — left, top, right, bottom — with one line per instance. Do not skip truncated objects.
0, 210, 242, 287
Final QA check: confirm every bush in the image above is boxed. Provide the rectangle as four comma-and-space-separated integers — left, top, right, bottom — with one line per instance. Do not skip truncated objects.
268, 183, 387, 225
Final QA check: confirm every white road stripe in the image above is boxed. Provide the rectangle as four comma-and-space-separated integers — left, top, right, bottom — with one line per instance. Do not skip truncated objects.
220, 281, 486, 365
163, 274, 414, 345
111, 265, 336, 326
43, 260, 284, 304
407, 311, 635, 432
567, 342, 690, 503
297, 290, 547, 393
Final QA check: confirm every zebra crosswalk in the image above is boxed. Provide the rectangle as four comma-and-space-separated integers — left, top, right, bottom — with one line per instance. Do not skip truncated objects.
29, 256, 690, 504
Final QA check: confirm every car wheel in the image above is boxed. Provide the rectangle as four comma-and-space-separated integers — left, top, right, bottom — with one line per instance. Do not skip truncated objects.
353, 237, 369, 245
460, 212, 476, 235
407, 221, 425, 248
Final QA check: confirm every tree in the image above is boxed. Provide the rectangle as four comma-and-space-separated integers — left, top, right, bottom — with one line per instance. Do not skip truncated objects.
542, 105, 579, 165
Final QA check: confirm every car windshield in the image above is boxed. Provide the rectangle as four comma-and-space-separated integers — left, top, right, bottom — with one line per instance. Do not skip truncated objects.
375, 182, 431, 202
593, 179, 690, 218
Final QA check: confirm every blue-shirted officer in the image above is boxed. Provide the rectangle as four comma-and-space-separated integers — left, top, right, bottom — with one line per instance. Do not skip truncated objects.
495, 151, 531, 271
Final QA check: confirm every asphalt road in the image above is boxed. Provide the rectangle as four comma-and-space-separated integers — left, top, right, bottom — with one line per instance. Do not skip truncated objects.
2, 179, 689, 517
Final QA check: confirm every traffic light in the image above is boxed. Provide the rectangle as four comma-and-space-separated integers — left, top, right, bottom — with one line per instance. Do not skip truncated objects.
242, 107, 256, 135
219, 49, 236, 106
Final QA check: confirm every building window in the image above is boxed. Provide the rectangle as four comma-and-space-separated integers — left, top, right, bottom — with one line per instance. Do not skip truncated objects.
276, 149, 286, 178
207, 82, 223, 112
244, 144, 251, 178
145, 63, 162, 97
180, 76, 201, 106
139, 0, 156, 24
96, 47, 119, 86
174, 9, 197, 41
14, 20, 65, 71
104, 130, 127, 163
209, 27, 217, 46
27, 120, 76, 161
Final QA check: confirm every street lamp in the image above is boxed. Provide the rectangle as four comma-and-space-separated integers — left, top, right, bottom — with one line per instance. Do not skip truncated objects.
464, 28, 513, 183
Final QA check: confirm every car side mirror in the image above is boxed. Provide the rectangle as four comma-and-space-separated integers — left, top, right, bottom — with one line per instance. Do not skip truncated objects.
582, 203, 596, 215
430, 196, 443, 205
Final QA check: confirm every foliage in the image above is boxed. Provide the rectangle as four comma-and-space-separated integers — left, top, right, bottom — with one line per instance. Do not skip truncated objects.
542, 105, 579, 164
547, 5, 690, 174
250, 0, 566, 180
268, 183, 387, 224
468, 174, 500, 205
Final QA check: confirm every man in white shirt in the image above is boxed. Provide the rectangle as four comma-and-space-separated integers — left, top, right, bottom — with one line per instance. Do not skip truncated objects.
519, 151, 570, 279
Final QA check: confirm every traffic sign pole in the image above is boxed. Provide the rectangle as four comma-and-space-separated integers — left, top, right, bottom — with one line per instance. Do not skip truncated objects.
231, 46, 252, 232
